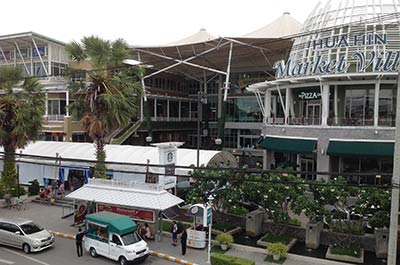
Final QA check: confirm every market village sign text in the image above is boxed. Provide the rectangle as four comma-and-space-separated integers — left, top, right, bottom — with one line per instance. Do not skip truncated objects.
273, 33, 400, 79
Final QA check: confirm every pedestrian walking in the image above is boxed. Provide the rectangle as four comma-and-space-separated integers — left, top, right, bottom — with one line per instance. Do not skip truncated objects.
75, 228, 86, 257
172, 221, 178, 246
181, 229, 187, 256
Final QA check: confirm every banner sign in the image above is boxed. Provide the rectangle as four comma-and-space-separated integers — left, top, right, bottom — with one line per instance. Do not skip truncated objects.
274, 33, 399, 79
97, 204, 155, 223
74, 200, 87, 224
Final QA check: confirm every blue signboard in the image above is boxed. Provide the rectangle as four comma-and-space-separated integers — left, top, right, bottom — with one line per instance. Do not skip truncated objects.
207, 207, 212, 226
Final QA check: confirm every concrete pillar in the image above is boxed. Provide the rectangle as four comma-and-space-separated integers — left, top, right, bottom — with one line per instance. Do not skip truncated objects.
334, 85, 338, 125
285, 88, 291, 124
374, 82, 380, 127
321, 84, 329, 126
45, 92, 48, 117
306, 221, 323, 249
375, 228, 389, 258
63, 116, 72, 142
265, 90, 271, 124
316, 139, 329, 180
65, 90, 70, 117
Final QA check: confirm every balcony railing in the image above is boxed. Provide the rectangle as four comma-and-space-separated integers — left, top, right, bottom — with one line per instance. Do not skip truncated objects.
47, 114, 65, 121
266, 116, 396, 127
151, 117, 197, 122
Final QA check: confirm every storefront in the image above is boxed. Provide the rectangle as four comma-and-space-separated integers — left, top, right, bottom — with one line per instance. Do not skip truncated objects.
248, 0, 398, 181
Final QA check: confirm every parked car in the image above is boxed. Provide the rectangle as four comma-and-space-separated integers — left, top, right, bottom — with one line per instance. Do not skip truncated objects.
0, 217, 55, 253
84, 211, 149, 265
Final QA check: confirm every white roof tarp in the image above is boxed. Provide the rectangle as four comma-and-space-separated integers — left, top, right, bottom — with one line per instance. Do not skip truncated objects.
243, 12, 302, 38
163, 28, 216, 47
5, 141, 237, 176
66, 180, 184, 211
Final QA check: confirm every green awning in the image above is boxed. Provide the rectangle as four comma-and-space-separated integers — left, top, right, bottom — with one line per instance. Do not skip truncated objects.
327, 141, 394, 157
86, 211, 137, 235
258, 136, 317, 154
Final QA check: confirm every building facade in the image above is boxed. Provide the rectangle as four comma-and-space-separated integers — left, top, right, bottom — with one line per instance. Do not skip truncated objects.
248, 0, 399, 182
0, 32, 87, 142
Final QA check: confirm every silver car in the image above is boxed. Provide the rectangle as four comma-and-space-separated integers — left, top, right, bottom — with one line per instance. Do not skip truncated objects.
0, 217, 55, 253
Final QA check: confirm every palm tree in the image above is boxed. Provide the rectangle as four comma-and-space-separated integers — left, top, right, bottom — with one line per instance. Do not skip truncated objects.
0, 66, 45, 192
66, 36, 141, 178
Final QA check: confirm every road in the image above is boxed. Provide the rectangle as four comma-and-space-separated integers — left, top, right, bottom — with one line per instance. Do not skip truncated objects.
0, 237, 165, 265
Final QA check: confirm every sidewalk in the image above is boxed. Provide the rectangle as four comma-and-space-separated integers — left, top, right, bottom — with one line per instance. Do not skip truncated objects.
0, 203, 349, 265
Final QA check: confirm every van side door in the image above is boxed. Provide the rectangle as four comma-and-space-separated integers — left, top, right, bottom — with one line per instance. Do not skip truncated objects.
109, 234, 124, 261
2, 223, 22, 247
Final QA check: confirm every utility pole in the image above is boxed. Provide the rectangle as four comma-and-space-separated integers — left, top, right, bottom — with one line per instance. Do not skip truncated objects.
387, 70, 400, 265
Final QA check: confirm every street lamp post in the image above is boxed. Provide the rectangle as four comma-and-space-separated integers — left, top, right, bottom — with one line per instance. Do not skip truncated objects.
16, 151, 21, 199
197, 91, 201, 167
207, 194, 214, 264
215, 138, 222, 150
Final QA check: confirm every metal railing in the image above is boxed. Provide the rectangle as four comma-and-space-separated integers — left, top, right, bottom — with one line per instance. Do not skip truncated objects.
150, 117, 197, 122
47, 114, 65, 121
89, 178, 165, 192
265, 116, 396, 127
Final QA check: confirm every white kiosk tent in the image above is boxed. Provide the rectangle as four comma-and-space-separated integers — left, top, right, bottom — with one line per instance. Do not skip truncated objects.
66, 178, 184, 241
0, 141, 237, 187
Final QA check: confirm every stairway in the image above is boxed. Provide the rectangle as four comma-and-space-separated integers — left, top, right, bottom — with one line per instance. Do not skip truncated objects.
110, 120, 142, 145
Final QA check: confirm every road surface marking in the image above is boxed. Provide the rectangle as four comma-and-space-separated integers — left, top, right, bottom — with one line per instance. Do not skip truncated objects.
1, 248, 51, 265
0, 258, 14, 265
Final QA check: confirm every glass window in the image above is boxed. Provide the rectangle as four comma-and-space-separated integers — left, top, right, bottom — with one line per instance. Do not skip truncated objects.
20, 222, 43, 235
344, 85, 375, 126
112, 234, 122, 245
169, 101, 179, 117
379, 84, 396, 126
156, 100, 167, 117
181, 102, 190, 118
120, 231, 142, 246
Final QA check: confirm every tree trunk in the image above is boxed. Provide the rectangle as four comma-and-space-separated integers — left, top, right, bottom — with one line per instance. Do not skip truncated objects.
1, 144, 17, 190
94, 139, 107, 179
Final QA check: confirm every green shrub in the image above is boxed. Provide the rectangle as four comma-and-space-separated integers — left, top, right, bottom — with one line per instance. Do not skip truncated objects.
262, 234, 291, 244
213, 223, 237, 232
228, 206, 248, 216
268, 242, 288, 257
215, 233, 234, 246
28, 179, 40, 196
332, 224, 364, 235
331, 245, 362, 258
288, 218, 301, 226
211, 253, 255, 265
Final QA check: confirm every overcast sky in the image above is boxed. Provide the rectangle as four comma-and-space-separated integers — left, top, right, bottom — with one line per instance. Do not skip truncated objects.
1, 0, 320, 45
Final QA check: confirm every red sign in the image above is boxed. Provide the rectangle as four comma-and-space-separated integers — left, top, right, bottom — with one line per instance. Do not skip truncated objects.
97, 204, 155, 223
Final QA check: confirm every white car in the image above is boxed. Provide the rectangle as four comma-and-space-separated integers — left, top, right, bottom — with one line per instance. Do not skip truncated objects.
0, 217, 55, 253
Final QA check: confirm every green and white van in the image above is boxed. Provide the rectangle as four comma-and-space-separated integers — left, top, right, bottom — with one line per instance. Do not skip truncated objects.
84, 211, 149, 265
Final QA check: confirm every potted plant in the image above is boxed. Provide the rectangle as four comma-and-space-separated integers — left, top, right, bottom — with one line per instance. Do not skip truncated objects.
215, 233, 234, 251
268, 242, 288, 261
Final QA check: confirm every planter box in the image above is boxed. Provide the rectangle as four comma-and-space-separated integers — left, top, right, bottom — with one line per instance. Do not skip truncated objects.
257, 235, 297, 252
325, 246, 364, 264
213, 226, 242, 236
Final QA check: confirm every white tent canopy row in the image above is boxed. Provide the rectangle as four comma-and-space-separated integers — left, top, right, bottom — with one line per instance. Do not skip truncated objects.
0, 141, 237, 185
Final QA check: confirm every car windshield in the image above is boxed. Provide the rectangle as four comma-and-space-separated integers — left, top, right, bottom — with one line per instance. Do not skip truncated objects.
120, 231, 141, 246
20, 222, 43, 235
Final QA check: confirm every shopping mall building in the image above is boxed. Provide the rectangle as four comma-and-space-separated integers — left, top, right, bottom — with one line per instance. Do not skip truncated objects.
248, 0, 399, 182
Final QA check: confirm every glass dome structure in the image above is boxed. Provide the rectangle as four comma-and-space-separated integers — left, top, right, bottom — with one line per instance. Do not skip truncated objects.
281, 0, 400, 78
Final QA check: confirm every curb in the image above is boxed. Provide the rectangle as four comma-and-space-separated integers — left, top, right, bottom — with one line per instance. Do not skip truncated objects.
49, 230, 75, 240
150, 250, 199, 265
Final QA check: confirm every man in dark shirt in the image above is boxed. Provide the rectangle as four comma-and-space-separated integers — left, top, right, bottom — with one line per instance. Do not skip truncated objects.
181, 229, 188, 256
76, 228, 86, 257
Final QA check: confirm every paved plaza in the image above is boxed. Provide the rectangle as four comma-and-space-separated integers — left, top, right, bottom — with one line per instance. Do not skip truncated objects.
0, 202, 351, 265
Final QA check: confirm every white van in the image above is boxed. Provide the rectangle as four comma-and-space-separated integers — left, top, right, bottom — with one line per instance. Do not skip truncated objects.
0, 217, 54, 253
83, 211, 149, 265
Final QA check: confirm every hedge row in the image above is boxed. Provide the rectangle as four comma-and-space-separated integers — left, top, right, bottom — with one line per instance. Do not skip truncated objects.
211, 253, 255, 265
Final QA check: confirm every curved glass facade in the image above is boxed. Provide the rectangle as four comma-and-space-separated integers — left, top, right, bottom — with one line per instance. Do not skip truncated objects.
276, 0, 400, 79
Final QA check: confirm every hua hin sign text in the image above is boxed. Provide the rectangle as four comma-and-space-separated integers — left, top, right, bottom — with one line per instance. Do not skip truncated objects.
273, 33, 400, 79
